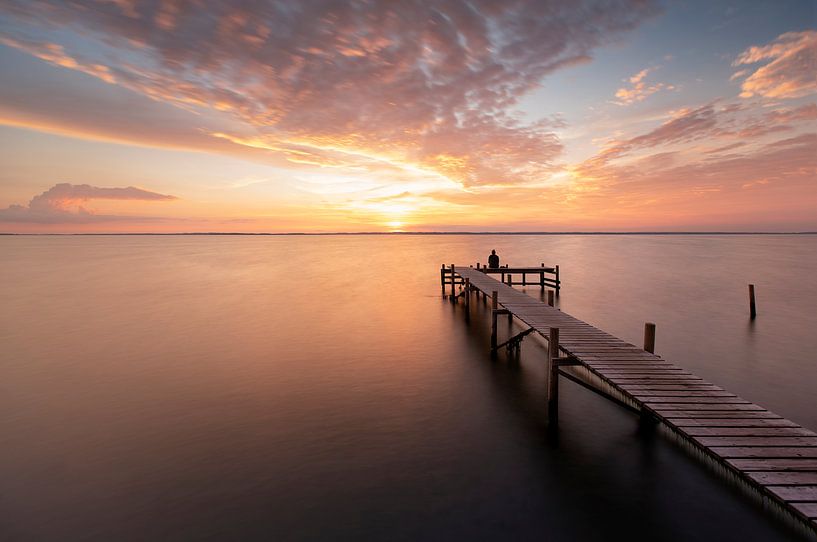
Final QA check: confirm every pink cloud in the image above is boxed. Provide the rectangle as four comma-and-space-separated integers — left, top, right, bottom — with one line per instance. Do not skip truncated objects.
0, 183, 176, 223
613, 67, 674, 105
732, 31, 817, 99
0, 0, 661, 186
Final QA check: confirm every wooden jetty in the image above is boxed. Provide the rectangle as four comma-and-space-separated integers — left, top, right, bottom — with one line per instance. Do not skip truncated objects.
441, 263, 817, 538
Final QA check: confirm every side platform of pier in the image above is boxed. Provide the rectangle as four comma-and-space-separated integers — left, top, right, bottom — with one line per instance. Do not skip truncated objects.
443, 264, 817, 538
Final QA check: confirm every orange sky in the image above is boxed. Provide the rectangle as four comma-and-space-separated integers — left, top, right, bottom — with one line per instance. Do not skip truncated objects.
0, 1, 815, 232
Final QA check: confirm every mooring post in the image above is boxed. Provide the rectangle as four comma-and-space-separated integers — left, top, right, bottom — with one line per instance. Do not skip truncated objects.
547, 290, 554, 307
644, 322, 656, 354
547, 327, 560, 426
491, 291, 499, 353
464, 277, 471, 318
555, 265, 560, 296
450, 264, 456, 300
749, 284, 756, 319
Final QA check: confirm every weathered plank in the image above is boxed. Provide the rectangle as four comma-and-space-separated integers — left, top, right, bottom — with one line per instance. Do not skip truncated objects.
766, 485, 817, 501
696, 436, 817, 447
746, 472, 817, 485
682, 427, 813, 437
673, 419, 799, 427
712, 447, 817, 459
728, 459, 817, 471
791, 503, 817, 519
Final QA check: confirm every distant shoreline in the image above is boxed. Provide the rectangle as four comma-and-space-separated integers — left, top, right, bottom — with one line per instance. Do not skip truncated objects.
2, 231, 815, 236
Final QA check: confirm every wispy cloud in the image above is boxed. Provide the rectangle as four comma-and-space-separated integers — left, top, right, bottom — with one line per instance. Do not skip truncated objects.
732, 30, 817, 99
613, 67, 674, 105
0, 0, 661, 187
0, 183, 176, 223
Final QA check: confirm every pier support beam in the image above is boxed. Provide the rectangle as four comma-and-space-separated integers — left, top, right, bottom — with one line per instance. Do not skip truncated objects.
749, 284, 757, 319
464, 278, 470, 320
644, 322, 656, 353
547, 327, 560, 426
490, 291, 498, 354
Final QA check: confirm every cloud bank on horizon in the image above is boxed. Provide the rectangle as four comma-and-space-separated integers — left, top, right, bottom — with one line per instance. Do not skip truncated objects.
0, 183, 176, 223
0, 0, 814, 231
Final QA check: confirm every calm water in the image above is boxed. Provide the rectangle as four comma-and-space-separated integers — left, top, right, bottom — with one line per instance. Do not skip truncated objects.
1, 234, 816, 541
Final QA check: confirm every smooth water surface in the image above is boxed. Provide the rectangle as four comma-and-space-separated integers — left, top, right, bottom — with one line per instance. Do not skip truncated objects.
1, 234, 815, 541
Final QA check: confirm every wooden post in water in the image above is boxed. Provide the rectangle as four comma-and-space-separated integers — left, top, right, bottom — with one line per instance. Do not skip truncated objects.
547, 327, 560, 425
450, 264, 456, 300
464, 278, 470, 319
555, 265, 560, 296
490, 291, 499, 353
547, 290, 554, 307
749, 284, 757, 319
644, 322, 656, 354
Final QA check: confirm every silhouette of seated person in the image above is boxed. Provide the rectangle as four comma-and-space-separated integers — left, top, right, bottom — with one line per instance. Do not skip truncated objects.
488, 249, 500, 269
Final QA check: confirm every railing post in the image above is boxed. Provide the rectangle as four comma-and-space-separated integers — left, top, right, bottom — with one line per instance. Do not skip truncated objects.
440, 264, 446, 297
490, 291, 499, 354
522, 272, 526, 286
450, 264, 456, 300
644, 322, 656, 353
547, 290, 555, 307
548, 327, 560, 426
555, 265, 560, 296
749, 284, 757, 319
540, 263, 545, 291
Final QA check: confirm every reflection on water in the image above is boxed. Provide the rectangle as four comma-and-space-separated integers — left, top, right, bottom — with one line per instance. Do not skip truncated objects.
1, 234, 815, 541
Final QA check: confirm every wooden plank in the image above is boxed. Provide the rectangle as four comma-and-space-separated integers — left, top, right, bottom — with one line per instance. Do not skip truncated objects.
642, 397, 750, 404
746, 472, 817, 485
711, 447, 817, 458
695, 436, 817, 447
620, 384, 724, 391
673, 419, 800, 427
650, 403, 765, 411
766, 485, 817, 501
682, 427, 814, 437
790, 503, 817, 519
626, 391, 736, 397
728, 459, 817, 471
658, 411, 783, 418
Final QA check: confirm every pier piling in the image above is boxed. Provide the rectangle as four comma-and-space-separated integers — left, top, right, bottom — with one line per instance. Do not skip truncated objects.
547, 327, 560, 425
749, 284, 757, 319
490, 291, 499, 354
644, 322, 656, 353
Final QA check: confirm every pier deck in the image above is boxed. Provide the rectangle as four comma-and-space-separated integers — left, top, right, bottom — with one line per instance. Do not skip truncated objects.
450, 265, 817, 536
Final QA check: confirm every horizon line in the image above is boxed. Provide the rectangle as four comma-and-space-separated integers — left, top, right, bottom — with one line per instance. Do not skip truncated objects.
2, 231, 816, 236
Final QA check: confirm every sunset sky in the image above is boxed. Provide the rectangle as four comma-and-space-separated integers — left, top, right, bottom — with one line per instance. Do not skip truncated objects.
0, 0, 815, 233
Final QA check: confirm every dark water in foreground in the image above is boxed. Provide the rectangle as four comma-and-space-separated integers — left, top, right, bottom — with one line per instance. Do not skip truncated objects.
1, 234, 816, 541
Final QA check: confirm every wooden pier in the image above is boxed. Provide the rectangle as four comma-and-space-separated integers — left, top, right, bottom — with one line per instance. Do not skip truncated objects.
441, 264, 817, 538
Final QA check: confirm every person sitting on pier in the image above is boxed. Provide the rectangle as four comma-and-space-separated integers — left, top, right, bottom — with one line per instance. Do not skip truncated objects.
488, 249, 500, 269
